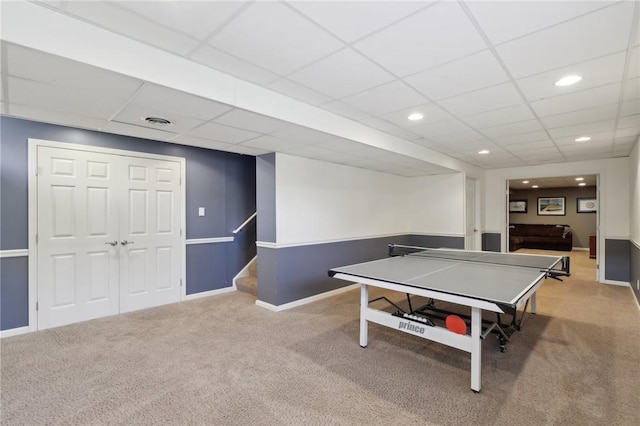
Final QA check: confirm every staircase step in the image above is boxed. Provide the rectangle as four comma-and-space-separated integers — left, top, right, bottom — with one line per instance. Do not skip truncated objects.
236, 276, 257, 296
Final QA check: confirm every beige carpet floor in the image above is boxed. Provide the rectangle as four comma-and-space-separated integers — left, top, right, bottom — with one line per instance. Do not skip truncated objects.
1, 250, 639, 425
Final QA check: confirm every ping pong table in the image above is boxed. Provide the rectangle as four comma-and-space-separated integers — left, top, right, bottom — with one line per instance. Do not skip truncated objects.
328, 245, 570, 392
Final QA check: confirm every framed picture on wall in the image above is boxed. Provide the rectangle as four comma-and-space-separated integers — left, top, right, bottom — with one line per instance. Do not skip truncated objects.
509, 200, 528, 213
537, 197, 565, 216
577, 197, 597, 213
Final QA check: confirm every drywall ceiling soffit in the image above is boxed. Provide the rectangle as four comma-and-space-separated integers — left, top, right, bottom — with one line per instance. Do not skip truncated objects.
1, 0, 638, 177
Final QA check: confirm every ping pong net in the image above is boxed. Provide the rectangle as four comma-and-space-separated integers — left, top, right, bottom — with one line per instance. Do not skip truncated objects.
387, 244, 570, 279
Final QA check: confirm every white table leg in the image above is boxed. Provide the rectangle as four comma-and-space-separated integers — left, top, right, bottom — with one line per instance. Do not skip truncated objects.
360, 284, 369, 347
470, 307, 482, 392
530, 292, 537, 314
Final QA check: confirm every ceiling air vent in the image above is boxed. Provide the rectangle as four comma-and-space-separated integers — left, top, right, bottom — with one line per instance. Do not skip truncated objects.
143, 116, 173, 126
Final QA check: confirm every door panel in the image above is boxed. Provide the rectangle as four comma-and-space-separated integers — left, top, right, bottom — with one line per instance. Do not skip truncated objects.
120, 157, 181, 313
37, 145, 182, 328
38, 147, 120, 329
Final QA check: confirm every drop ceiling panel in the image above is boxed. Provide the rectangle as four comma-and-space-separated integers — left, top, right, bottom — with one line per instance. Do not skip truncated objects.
480, 119, 545, 138
287, 48, 394, 99
102, 120, 177, 141
269, 126, 334, 144
240, 135, 305, 152
353, 2, 487, 77
515, 52, 626, 102
623, 78, 639, 101
466, 1, 611, 45
620, 101, 640, 117
187, 122, 262, 144
7, 103, 106, 130
289, 1, 427, 43
539, 104, 619, 129
340, 80, 427, 116
618, 114, 640, 130
628, 47, 640, 79
461, 104, 535, 129
495, 2, 634, 78
319, 101, 371, 121
412, 118, 472, 138
548, 120, 615, 139
380, 103, 453, 128
492, 131, 552, 146
404, 50, 510, 101
267, 79, 332, 106
209, 1, 344, 75
436, 83, 523, 117
213, 109, 291, 134
6, 44, 142, 100
530, 83, 622, 118
113, 103, 203, 134
131, 83, 233, 121
318, 137, 368, 153
8, 76, 124, 119
502, 140, 557, 152
190, 45, 280, 86
116, 1, 246, 40
65, 1, 199, 56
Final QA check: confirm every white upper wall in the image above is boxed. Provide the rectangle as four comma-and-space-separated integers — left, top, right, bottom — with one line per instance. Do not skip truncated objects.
630, 139, 640, 245
273, 154, 466, 246
405, 173, 465, 236
275, 154, 407, 245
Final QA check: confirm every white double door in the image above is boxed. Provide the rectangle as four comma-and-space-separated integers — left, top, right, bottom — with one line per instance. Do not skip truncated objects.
37, 145, 182, 329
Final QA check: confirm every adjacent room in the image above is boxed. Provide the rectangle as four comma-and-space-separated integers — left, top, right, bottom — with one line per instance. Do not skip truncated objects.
1, 1, 639, 424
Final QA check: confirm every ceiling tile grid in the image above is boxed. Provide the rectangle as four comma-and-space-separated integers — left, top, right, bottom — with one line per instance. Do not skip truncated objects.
2, 0, 638, 177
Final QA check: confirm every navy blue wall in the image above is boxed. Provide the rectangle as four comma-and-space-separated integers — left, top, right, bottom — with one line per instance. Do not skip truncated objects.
257, 235, 465, 306
604, 239, 631, 283
0, 116, 256, 330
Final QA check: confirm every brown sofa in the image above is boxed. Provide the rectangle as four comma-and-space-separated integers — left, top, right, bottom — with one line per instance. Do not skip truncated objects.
509, 224, 573, 252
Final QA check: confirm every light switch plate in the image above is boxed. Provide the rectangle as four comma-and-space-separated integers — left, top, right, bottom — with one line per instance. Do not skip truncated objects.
198, 207, 205, 217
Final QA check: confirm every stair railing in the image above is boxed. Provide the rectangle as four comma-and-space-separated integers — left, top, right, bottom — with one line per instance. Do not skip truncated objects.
232, 212, 256, 235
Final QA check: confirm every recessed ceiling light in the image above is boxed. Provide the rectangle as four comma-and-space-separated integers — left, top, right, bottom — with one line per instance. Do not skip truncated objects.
554, 75, 582, 87
478, 150, 490, 155
575, 177, 584, 181
575, 136, 591, 142
142, 116, 173, 126
408, 112, 424, 121
578, 182, 586, 186
532, 185, 539, 188
522, 180, 529, 184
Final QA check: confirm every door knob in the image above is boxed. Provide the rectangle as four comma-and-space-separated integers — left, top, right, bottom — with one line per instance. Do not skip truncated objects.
121, 240, 134, 246
105, 240, 118, 246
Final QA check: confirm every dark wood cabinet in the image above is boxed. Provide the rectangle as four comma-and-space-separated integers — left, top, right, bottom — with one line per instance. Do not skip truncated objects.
589, 235, 597, 259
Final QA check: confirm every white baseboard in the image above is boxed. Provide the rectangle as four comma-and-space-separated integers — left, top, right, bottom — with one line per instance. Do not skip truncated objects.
572, 247, 588, 251
602, 279, 630, 287
0, 326, 30, 338
255, 284, 359, 312
183, 286, 236, 301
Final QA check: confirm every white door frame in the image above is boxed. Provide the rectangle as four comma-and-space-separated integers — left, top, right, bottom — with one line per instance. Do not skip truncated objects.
28, 138, 186, 332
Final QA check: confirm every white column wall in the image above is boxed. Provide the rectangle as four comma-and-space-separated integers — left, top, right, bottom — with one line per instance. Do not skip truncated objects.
631, 140, 640, 245
405, 173, 465, 236
484, 157, 630, 281
274, 154, 466, 246
275, 154, 408, 246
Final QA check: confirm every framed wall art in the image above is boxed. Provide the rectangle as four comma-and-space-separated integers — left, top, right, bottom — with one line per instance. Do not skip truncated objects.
537, 197, 565, 216
509, 200, 528, 213
577, 197, 597, 213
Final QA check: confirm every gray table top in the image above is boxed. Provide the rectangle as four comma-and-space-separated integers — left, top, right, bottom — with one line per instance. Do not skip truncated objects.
330, 250, 562, 305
